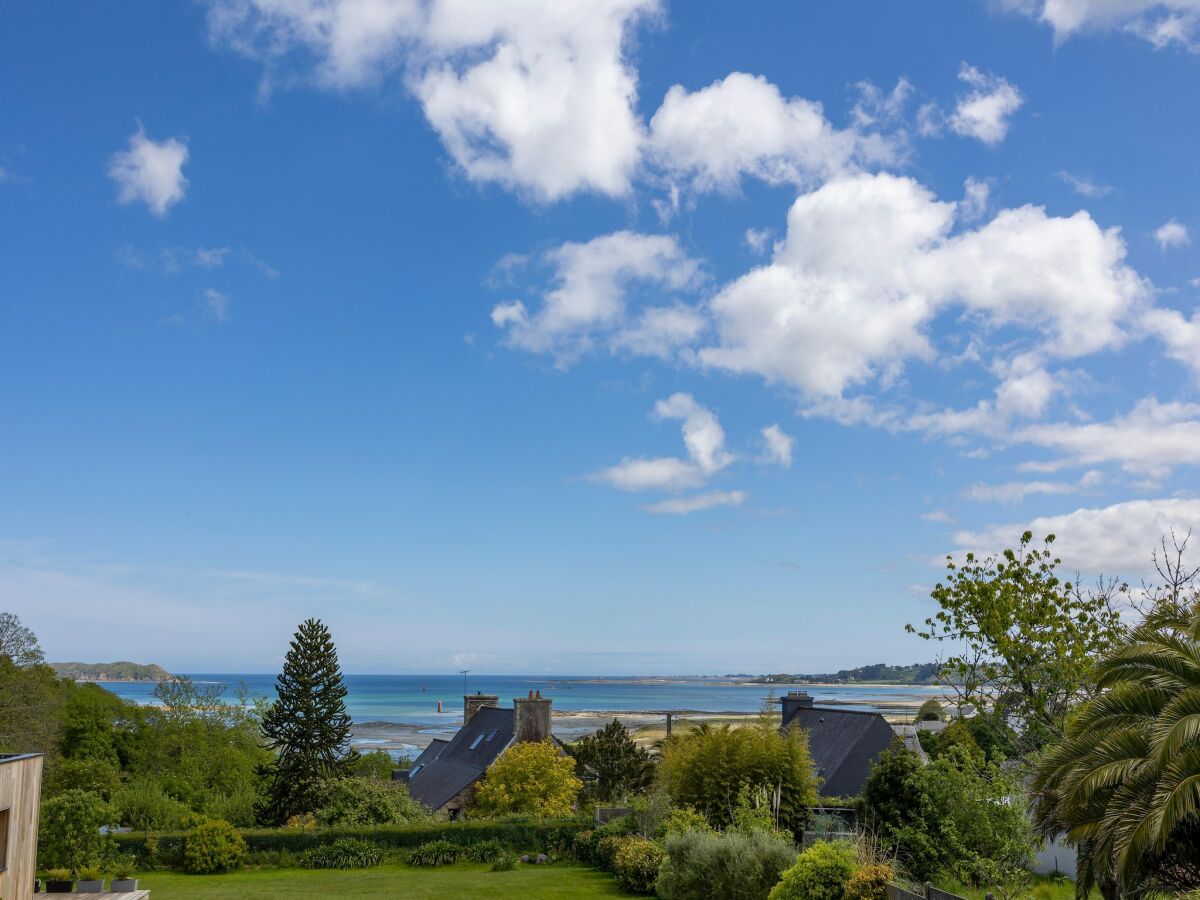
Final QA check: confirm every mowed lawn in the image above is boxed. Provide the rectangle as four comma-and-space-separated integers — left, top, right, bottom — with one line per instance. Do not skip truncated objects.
133, 861, 622, 899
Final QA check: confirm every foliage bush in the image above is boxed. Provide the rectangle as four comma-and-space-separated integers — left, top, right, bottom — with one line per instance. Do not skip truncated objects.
769, 840, 857, 900
474, 739, 583, 818
595, 834, 626, 872
314, 776, 429, 826
111, 779, 198, 832
613, 836, 666, 894
856, 745, 1036, 885
491, 854, 516, 871
657, 719, 817, 835
300, 837, 384, 869
407, 838, 462, 866
656, 827, 797, 900
183, 818, 248, 874
657, 806, 713, 839
111, 816, 585, 864
571, 828, 596, 862
844, 862, 894, 900
38, 789, 115, 870
464, 838, 509, 862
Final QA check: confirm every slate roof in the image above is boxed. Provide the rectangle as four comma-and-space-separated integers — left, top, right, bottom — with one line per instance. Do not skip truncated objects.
406, 706, 515, 811
783, 706, 899, 797
410, 738, 448, 770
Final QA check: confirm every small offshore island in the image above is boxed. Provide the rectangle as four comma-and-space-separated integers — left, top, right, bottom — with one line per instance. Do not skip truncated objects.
50, 660, 174, 682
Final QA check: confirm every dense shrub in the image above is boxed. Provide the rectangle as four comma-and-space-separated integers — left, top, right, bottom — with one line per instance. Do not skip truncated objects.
183, 819, 248, 874
111, 779, 197, 832
301, 838, 384, 869
407, 838, 462, 866
492, 854, 516, 871
769, 840, 857, 900
571, 828, 596, 862
38, 789, 115, 870
657, 720, 817, 835
613, 836, 666, 894
314, 776, 428, 826
856, 745, 1036, 884
656, 827, 797, 900
657, 807, 713, 839
475, 739, 582, 817
844, 863, 894, 900
112, 816, 585, 863
464, 839, 509, 862
595, 834, 626, 872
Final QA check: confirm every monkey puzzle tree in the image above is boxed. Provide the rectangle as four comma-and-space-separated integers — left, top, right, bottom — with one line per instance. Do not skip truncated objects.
257, 618, 356, 824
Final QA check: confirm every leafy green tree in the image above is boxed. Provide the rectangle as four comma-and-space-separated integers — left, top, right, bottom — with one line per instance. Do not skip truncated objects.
258, 619, 356, 824
0, 655, 66, 756
857, 744, 1036, 887
38, 789, 114, 871
657, 718, 817, 836
567, 719, 654, 803
0, 611, 45, 666
908, 531, 1123, 750
349, 748, 396, 780
474, 739, 582, 817
60, 683, 134, 765
1032, 602, 1200, 897
913, 698, 944, 723
918, 719, 984, 764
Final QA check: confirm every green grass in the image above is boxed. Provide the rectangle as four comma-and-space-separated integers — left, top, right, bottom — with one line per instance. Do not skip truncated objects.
131, 861, 622, 899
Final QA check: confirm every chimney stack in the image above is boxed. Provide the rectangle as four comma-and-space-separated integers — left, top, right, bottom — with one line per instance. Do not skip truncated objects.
513, 691, 553, 743
780, 691, 814, 726
464, 691, 499, 726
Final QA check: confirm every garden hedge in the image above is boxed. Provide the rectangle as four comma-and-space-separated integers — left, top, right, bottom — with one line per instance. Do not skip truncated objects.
114, 818, 585, 869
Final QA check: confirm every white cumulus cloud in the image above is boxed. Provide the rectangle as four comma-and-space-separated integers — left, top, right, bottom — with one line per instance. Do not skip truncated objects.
592, 393, 733, 492
948, 63, 1024, 146
697, 172, 1147, 399
1154, 218, 1190, 250
1008, 0, 1200, 49
206, 0, 657, 202
491, 231, 703, 366
954, 497, 1200, 577
108, 127, 189, 217
759, 424, 794, 467
647, 72, 897, 197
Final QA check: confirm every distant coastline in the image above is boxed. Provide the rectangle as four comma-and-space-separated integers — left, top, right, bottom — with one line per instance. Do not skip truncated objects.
51, 661, 173, 683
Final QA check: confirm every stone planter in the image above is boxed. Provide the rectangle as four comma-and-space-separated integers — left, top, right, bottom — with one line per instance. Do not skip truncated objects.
112, 877, 140, 891
76, 878, 106, 891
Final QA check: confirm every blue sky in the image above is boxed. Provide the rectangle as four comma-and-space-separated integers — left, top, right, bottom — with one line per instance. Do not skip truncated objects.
2, 0, 1198, 674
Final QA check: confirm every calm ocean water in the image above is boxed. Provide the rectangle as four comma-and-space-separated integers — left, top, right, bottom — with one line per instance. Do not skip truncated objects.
96, 674, 943, 726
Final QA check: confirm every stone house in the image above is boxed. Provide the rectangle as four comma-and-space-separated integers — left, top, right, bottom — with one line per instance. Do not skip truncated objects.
401, 690, 558, 817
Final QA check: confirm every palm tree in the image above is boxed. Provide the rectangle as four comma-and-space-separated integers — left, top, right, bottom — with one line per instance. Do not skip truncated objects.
1032, 603, 1200, 897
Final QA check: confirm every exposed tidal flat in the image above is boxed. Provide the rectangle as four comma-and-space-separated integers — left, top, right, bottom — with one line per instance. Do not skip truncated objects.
97, 673, 944, 754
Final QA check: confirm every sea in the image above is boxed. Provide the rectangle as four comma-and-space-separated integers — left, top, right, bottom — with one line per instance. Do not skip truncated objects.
95, 673, 943, 727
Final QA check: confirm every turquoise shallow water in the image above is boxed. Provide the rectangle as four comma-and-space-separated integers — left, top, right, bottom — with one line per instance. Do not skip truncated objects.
96, 673, 943, 726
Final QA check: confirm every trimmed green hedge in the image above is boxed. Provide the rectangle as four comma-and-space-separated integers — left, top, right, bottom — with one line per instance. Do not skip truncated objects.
115, 818, 585, 869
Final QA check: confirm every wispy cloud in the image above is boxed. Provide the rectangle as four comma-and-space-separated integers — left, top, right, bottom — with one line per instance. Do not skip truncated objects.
643, 490, 747, 515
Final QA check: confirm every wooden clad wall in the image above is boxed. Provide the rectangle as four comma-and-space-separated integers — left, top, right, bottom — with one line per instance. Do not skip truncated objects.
0, 754, 43, 900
